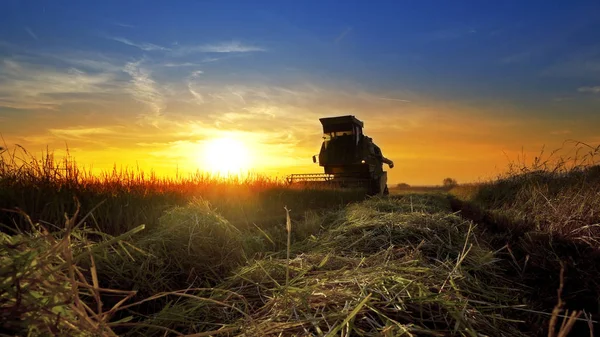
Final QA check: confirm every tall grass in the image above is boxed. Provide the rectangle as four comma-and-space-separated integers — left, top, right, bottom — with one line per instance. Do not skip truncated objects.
448, 142, 600, 335
0, 146, 365, 238
451, 142, 600, 243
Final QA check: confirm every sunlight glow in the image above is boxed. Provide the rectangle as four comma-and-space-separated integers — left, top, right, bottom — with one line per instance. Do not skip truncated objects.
200, 137, 252, 175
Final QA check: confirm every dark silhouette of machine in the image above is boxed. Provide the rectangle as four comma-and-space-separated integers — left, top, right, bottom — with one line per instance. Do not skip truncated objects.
287, 115, 394, 195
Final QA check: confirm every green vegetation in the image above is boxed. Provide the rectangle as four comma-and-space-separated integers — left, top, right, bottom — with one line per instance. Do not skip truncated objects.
450, 142, 600, 243
456, 166, 600, 242
448, 143, 600, 336
2, 145, 599, 336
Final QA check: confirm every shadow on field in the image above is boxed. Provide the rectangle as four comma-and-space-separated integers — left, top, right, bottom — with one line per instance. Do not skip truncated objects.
449, 195, 600, 336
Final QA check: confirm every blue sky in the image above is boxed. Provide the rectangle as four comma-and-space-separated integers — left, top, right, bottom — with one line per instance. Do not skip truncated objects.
1, 0, 599, 184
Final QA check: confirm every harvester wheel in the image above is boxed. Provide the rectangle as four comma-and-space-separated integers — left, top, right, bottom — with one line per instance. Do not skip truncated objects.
368, 177, 389, 196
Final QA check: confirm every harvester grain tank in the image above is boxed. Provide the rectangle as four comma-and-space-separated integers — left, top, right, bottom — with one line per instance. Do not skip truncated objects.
287, 115, 394, 195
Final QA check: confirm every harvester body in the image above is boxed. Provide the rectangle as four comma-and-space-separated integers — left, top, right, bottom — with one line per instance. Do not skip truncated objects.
287, 115, 393, 195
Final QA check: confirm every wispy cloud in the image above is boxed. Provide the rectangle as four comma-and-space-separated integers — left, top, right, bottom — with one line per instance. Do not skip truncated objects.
163, 58, 219, 67
188, 86, 205, 105
63, 57, 123, 73
578, 86, 600, 94
49, 127, 118, 138
542, 47, 600, 79
187, 70, 205, 105
500, 51, 532, 64
372, 96, 410, 103
196, 41, 265, 53
0, 58, 119, 110
108, 36, 169, 51
201, 57, 220, 63
24, 27, 38, 40
105, 35, 264, 56
334, 27, 352, 45
110, 22, 135, 28
123, 61, 165, 124
173, 41, 265, 56
164, 62, 201, 67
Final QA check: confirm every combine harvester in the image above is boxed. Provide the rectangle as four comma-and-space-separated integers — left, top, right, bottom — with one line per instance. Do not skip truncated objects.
287, 115, 394, 196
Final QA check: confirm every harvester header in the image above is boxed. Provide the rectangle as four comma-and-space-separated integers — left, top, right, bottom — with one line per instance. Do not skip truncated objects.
288, 115, 394, 195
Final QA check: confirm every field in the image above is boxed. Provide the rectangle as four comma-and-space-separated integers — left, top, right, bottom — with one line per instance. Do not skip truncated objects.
2, 145, 600, 336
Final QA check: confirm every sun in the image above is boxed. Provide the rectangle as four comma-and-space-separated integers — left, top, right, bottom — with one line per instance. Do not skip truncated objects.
201, 137, 252, 175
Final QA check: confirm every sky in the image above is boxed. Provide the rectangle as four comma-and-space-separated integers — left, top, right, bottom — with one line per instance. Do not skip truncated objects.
1, 0, 599, 185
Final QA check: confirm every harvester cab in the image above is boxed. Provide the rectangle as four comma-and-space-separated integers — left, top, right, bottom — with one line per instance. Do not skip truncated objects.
288, 115, 394, 196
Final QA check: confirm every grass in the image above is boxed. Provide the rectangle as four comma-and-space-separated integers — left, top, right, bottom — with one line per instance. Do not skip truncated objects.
450, 142, 600, 244
2, 196, 534, 336
2, 144, 600, 336
0, 146, 365, 239
0, 204, 146, 336
390, 185, 455, 194
448, 142, 600, 335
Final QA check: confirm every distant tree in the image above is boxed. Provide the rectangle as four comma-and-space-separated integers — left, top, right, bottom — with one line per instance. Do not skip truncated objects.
442, 177, 458, 188
396, 183, 411, 189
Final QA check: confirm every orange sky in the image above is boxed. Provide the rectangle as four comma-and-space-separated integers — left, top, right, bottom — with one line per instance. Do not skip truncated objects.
2, 85, 598, 186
